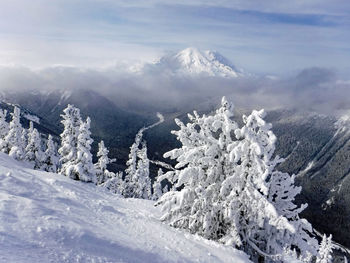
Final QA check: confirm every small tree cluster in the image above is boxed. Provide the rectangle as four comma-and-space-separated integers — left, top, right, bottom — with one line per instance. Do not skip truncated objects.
58, 105, 97, 182
156, 97, 319, 262
123, 137, 152, 199
0, 106, 59, 172
0, 105, 160, 197
95, 140, 124, 194
95, 140, 116, 184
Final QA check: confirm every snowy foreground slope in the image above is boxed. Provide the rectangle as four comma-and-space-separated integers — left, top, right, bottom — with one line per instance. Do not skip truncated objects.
0, 153, 251, 263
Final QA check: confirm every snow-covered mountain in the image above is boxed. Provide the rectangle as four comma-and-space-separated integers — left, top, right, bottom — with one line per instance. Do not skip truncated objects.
0, 152, 251, 263
139, 47, 244, 78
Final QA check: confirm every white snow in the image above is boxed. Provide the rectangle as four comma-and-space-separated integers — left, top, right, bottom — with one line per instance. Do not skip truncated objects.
23, 113, 40, 124
335, 114, 350, 133
0, 153, 251, 263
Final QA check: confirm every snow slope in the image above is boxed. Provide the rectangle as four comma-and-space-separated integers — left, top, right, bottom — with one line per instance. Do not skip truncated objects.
0, 153, 251, 263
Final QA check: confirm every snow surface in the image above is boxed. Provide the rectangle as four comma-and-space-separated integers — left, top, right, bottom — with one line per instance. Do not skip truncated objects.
0, 153, 251, 263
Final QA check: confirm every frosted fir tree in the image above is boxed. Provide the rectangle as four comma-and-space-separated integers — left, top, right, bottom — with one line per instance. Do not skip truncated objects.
124, 113, 164, 198
0, 109, 9, 152
58, 104, 82, 179
124, 141, 152, 199
227, 109, 318, 261
21, 121, 33, 149
0, 109, 8, 140
25, 124, 45, 169
101, 171, 124, 195
124, 127, 144, 198
124, 130, 142, 196
72, 117, 96, 182
316, 234, 333, 263
43, 135, 59, 173
152, 169, 165, 200
157, 97, 318, 262
4, 106, 24, 159
157, 97, 240, 240
269, 170, 318, 260
95, 140, 116, 185
135, 142, 152, 199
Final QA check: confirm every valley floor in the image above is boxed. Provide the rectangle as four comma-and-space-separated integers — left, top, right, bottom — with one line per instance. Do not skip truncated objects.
0, 153, 251, 263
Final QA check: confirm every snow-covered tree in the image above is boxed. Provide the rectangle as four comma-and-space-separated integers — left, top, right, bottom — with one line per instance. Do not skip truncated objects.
58, 104, 82, 179
124, 130, 141, 195
0, 109, 9, 152
227, 109, 318, 261
95, 140, 116, 185
0, 109, 8, 140
135, 142, 152, 199
25, 123, 44, 169
124, 141, 152, 199
157, 97, 318, 262
4, 106, 24, 159
72, 117, 96, 182
157, 97, 240, 240
316, 234, 333, 263
101, 171, 124, 194
152, 169, 164, 200
43, 135, 59, 173
123, 113, 164, 198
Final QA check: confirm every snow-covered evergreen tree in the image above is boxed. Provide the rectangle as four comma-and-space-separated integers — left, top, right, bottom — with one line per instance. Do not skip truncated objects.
135, 142, 152, 199
316, 234, 333, 263
43, 135, 59, 173
72, 117, 96, 182
4, 106, 24, 159
152, 169, 164, 200
0, 109, 8, 140
58, 104, 82, 179
157, 97, 318, 262
157, 97, 240, 240
0, 109, 9, 152
124, 131, 141, 196
25, 123, 44, 169
101, 171, 124, 194
227, 109, 318, 261
123, 113, 164, 198
23, 120, 34, 147
95, 140, 116, 185
124, 141, 152, 199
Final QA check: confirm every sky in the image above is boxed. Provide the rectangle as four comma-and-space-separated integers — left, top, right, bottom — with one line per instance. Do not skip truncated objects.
1, 0, 350, 76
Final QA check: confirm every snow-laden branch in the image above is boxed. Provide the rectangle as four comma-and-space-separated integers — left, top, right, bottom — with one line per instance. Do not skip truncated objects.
149, 160, 175, 171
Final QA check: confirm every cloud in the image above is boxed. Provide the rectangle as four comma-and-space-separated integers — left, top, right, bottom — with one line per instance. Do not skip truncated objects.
0, 65, 349, 116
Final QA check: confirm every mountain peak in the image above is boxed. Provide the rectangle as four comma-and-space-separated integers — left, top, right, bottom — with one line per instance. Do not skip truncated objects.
148, 47, 244, 78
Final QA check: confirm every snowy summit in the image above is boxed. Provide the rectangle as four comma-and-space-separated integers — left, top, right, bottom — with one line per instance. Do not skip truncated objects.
139, 47, 243, 78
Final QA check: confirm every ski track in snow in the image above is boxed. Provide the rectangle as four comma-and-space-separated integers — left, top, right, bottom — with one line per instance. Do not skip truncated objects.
0, 153, 250, 263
